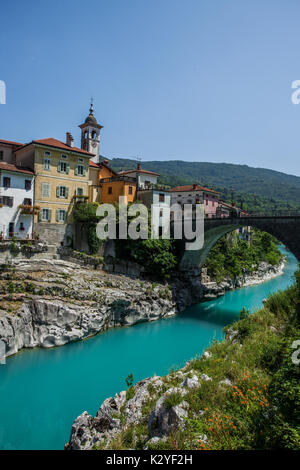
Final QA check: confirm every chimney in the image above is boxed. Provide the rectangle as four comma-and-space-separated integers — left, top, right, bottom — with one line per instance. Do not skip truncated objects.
193, 183, 197, 190
103, 159, 109, 166
66, 132, 74, 147
137, 163, 141, 170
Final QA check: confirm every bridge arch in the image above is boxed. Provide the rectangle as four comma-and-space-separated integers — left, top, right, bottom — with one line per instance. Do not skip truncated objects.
179, 216, 300, 271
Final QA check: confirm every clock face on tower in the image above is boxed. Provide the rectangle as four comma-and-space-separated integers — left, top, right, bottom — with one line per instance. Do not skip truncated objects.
91, 142, 97, 148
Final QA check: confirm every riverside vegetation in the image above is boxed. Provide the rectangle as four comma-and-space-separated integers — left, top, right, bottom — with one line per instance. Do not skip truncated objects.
68, 269, 300, 450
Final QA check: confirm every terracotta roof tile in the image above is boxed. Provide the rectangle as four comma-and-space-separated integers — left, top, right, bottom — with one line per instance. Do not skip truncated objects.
170, 185, 220, 194
0, 139, 23, 147
0, 162, 34, 175
32, 138, 94, 156
118, 168, 160, 176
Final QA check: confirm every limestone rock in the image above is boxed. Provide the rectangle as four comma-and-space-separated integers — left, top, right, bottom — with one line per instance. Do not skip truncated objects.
180, 374, 199, 389
148, 388, 188, 437
200, 374, 212, 382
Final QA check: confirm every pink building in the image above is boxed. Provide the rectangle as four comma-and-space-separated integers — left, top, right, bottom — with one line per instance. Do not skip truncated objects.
170, 184, 220, 218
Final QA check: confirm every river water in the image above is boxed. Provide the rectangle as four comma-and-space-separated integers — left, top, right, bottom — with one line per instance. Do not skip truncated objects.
0, 246, 297, 449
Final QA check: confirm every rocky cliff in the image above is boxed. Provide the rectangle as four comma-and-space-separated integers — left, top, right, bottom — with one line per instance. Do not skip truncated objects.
0, 257, 284, 359
0, 259, 176, 358
66, 353, 215, 450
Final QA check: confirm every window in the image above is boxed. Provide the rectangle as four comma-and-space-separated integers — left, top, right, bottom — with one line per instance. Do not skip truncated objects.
108, 186, 112, 194
58, 161, 69, 174
23, 198, 32, 206
25, 180, 31, 191
42, 182, 50, 197
76, 188, 84, 196
19, 222, 25, 231
44, 151, 51, 156
76, 164, 85, 176
56, 209, 66, 222
159, 193, 165, 202
206, 199, 208, 205
43, 157, 51, 170
41, 208, 51, 222
9, 222, 14, 237
78, 157, 84, 163
61, 154, 68, 160
0, 196, 13, 207
128, 186, 133, 195
159, 209, 163, 217
56, 186, 69, 199
3, 177, 10, 188
0, 151, 3, 161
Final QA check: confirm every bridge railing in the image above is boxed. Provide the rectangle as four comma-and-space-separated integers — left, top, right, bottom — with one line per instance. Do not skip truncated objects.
244, 210, 300, 217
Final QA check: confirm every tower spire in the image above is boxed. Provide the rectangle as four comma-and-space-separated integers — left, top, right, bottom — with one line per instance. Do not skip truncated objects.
89, 97, 94, 115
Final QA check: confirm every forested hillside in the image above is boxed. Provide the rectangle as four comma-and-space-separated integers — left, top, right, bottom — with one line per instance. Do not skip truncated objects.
104, 157, 300, 212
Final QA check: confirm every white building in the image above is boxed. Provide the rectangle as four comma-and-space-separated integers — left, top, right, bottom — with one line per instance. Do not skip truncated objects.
118, 163, 160, 189
0, 162, 35, 239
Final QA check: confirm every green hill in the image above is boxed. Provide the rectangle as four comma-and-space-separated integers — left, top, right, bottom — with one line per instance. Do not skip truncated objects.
104, 157, 300, 213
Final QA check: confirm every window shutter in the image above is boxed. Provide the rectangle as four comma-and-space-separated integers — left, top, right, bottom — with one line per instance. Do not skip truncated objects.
66, 163, 70, 174
57, 162, 61, 173
65, 187, 69, 199
74, 165, 78, 176
38, 211, 42, 222
56, 210, 59, 222
56, 186, 60, 198
48, 209, 52, 222
83, 167, 86, 176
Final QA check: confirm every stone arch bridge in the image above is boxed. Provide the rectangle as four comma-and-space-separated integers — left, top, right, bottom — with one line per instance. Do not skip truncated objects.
178, 215, 300, 271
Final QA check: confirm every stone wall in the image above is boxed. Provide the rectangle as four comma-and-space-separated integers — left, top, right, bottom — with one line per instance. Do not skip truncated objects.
35, 222, 74, 247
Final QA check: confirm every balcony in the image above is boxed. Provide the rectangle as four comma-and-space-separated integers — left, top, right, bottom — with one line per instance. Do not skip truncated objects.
18, 203, 41, 215
100, 176, 137, 184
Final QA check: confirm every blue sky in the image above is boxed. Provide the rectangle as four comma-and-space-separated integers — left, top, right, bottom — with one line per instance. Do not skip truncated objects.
1, 0, 300, 175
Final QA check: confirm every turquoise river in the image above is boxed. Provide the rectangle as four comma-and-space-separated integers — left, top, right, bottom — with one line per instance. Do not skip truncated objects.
0, 246, 297, 450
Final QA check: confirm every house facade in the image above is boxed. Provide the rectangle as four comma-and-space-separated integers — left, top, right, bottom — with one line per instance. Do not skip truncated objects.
0, 162, 34, 239
89, 159, 116, 203
118, 164, 160, 189
170, 184, 220, 218
15, 137, 93, 245
100, 175, 137, 204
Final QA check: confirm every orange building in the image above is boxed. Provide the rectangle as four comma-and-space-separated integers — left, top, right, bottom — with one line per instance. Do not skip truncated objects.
89, 159, 116, 202
100, 175, 137, 204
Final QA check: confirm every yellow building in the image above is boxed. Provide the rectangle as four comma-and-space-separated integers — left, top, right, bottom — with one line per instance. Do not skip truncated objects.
15, 136, 93, 244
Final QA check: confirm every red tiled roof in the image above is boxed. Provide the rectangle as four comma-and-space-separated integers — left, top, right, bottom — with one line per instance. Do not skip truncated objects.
32, 138, 94, 156
0, 162, 34, 175
118, 168, 160, 176
89, 160, 100, 168
89, 160, 117, 174
0, 139, 23, 147
170, 185, 220, 194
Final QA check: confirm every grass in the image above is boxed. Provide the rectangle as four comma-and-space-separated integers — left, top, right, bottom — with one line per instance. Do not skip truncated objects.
105, 272, 300, 450
164, 391, 183, 410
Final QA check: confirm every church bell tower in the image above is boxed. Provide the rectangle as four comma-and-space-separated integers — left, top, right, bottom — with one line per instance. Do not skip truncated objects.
79, 100, 103, 163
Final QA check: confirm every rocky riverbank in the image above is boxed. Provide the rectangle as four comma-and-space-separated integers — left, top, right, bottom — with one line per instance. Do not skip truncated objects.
200, 260, 285, 301
0, 257, 285, 358
0, 259, 176, 357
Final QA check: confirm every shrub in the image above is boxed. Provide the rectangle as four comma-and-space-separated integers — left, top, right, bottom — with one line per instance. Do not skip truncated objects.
164, 391, 183, 410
